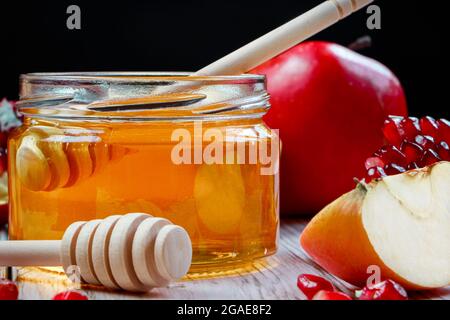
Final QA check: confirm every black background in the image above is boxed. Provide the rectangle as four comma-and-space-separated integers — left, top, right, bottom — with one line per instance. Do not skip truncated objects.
0, 0, 448, 118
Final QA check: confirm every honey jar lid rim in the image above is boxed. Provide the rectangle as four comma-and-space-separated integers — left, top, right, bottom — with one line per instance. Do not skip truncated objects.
17, 72, 270, 122
20, 72, 265, 84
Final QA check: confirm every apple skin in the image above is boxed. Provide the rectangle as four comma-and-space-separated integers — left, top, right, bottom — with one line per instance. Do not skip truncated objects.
251, 41, 408, 215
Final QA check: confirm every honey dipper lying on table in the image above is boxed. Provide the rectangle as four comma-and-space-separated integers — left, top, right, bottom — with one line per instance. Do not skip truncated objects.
0, 213, 192, 292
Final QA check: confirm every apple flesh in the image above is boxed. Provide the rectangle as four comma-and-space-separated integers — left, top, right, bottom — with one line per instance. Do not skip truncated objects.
300, 162, 450, 289
251, 41, 408, 215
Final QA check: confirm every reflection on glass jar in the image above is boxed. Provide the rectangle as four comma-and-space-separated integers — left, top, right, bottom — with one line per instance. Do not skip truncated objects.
8, 73, 280, 272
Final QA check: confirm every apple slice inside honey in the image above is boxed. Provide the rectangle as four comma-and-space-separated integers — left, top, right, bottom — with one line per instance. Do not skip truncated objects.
16, 134, 52, 191
194, 161, 245, 235
89, 142, 110, 175
65, 140, 93, 187
31, 126, 71, 190
15, 126, 118, 191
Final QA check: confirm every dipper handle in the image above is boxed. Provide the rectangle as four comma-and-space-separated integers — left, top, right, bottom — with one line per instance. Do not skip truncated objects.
196, 0, 374, 75
0, 240, 61, 266
86, 0, 374, 111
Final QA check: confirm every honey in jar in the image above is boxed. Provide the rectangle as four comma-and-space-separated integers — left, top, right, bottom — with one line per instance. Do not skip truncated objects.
8, 73, 280, 272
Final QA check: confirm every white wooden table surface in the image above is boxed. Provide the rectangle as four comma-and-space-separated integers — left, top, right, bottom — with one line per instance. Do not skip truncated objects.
1, 220, 449, 300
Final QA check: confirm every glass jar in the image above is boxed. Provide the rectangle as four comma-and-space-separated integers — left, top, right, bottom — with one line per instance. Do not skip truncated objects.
8, 72, 280, 272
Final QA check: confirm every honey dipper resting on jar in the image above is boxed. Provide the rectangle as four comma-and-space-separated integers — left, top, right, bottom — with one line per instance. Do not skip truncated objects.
0, 213, 192, 292
15, 125, 127, 191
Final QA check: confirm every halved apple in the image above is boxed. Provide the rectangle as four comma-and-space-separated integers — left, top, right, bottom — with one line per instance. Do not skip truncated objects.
300, 162, 450, 290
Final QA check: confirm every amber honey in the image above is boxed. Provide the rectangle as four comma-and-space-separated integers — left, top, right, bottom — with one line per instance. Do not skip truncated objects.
8, 72, 280, 272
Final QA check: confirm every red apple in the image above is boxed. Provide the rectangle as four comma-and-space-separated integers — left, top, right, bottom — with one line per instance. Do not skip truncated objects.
251, 41, 408, 214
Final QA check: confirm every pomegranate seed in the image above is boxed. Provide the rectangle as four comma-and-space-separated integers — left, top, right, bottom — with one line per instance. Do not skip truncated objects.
438, 118, 450, 142
0, 278, 19, 300
382, 117, 403, 147
399, 117, 420, 140
420, 116, 439, 137
400, 141, 423, 164
407, 162, 420, 170
312, 290, 352, 300
421, 149, 441, 167
365, 166, 386, 182
437, 141, 450, 161
384, 163, 406, 175
374, 145, 407, 167
414, 135, 436, 150
364, 156, 384, 170
358, 280, 408, 300
297, 274, 334, 300
52, 290, 88, 300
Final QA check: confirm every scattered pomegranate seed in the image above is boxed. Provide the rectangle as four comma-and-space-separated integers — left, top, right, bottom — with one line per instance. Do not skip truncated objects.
0, 278, 19, 300
312, 290, 352, 300
52, 290, 88, 300
357, 280, 408, 300
437, 141, 450, 161
420, 116, 439, 137
297, 274, 335, 300
399, 117, 420, 140
382, 117, 403, 147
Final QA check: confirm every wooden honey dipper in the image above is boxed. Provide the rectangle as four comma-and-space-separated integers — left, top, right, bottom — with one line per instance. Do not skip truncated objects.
0, 213, 192, 292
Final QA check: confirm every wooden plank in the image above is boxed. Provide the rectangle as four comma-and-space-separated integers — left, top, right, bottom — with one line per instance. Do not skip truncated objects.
2, 219, 449, 300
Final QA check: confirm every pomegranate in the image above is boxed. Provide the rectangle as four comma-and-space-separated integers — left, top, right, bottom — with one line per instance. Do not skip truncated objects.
364, 116, 450, 182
